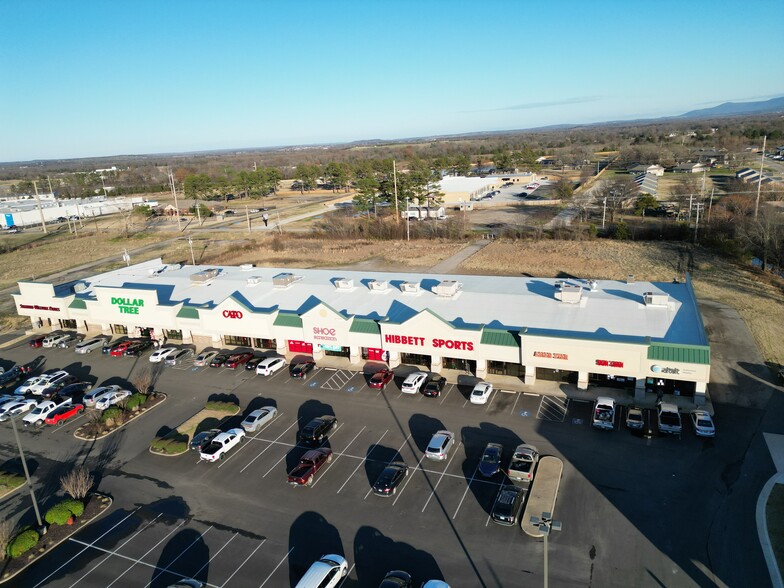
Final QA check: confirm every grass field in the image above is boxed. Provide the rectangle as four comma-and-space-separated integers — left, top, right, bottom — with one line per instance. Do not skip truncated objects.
767, 484, 784, 576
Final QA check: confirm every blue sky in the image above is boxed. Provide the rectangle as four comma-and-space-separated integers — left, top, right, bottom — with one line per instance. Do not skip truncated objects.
2, 0, 782, 162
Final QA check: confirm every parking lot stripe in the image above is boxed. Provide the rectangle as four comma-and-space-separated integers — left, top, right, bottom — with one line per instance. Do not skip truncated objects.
452, 464, 479, 519
258, 546, 294, 588
262, 423, 344, 478
364, 433, 413, 500
33, 506, 142, 588
220, 539, 266, 587
337, 429, 388, 494
510, 391, 521, 415
393, 454, 426, 506
66, 513, 164, 588
484, 390, 498, 412
144, 526, 214, 587
104, 518, 187, 587
191, 533, 237, 580
438, 384, 454, 405
312, 425, 366, 488
421, 442, 462, 513
485, 484, 505, 527
217, 413, 284, 469
239, 417, 301, 473
337, 563, 355, 587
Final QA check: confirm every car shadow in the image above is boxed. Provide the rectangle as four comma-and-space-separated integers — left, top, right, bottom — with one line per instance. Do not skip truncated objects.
456, 374, 483, 400
245, 396, 277, 414
353, 526, 443, 586
288, 511, 344, 588
460, 422, 524, 516
149, 528, 210, 588
60, 362, 92, 381
408, 414, 446, 454
363, 444, 402, 487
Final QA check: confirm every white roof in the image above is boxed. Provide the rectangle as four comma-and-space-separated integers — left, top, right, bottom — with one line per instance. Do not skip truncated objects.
65, 259, 707, 346
437, 176, 496, 193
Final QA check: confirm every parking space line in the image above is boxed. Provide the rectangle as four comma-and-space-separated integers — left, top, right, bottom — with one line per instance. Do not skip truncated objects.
421, 442, 462, 513
220, 539, 266, 587
484, 390, 498, 412
312, 425, 366, 488
239, 417, 301, 473
217, 413, 284, 469
510, 391, 521, 415
485, 484, 505, 527
393, 454, 426, 506
337, 563, 355, 587
191, 533, 237, 581
462, 395, 470, 408
33, 506, 142, 588
259, 546, 294, 588
144, 526, 214, 587
263, 423, 344, 478
337, 429, 388, 494
438, 384, 454, 405
67, 513, 164, 587
364, 433, 412, 500
452, 464, 479, 519
104, 518, 187, 587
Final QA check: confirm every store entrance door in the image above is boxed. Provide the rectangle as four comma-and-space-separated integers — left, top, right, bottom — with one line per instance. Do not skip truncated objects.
537, 367, 577, 383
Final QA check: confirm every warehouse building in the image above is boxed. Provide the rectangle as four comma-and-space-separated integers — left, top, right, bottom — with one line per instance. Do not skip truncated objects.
13, 259, 711, 403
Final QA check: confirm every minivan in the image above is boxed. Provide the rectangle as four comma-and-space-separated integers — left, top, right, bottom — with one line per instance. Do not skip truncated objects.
295, 554, 348, 588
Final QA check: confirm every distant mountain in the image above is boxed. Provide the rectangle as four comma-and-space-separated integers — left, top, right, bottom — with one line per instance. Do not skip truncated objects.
678, 96, 784, 118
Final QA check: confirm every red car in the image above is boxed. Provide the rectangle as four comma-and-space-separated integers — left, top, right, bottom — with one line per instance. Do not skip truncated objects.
45, 403, 85, 425
29, 336, 45, 348
110, 341, 133, 357
224, 352, 255, 369
369, 369, 394, 389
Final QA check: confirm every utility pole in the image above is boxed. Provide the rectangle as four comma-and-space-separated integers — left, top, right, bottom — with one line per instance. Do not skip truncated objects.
10, 417, 44, 533
708, 187, 714, 222
406, 197, 410, 242
47, 175, 54, 196
32, 181, 48, 234
393, 160, 399, 224
195, 202, 202, 226
169, 169, 182, 230
755, 135, 767, 218
601, 197, 607, 229
187, 237, 196, 265
693, 203, 704, 244
245, 206, 251, 233
688, 193, 693, 223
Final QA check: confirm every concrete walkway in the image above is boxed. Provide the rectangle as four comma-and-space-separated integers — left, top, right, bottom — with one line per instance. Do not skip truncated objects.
428, 239, 491, 274
522, 456, 564, 537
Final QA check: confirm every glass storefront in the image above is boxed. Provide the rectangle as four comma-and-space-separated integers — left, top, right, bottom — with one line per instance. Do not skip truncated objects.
487, 361, 525, 377
400, 353, 430, 367
60, 319, 77, 329
589, 373, 636, 389
537, 367, 576, 383
113, 324, 128, 335
253, 338, 277, 349
645, 377, 696, 397
322, 345, 350, 358
225, 335, 251, 347
443, 357, 476, 373
164, 329, 183, 341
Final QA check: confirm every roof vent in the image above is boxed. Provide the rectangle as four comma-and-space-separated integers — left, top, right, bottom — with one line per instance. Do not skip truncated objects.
435, 280, 461, 297
643, 292, 669, 306
556, 284, 583, 304
587, 280, 598, 292
246, 276, 262, 286
240, 263, 254, 271
335, 278, 354, 290
368, 280, 388, 292
400, 281, 420, 293
191, 268, 220, 283
626, 274, 635, 284
554, 280, 564, 290
148, 265, 167, 276
273, 272, 301, 288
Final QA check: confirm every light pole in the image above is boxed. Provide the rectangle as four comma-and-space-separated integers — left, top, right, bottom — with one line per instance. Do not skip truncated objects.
530, 511, 561, 588
187, 237, 196, 265
10, 416, 45, 534
601, 197, 607, 229
405, 197, 410, 242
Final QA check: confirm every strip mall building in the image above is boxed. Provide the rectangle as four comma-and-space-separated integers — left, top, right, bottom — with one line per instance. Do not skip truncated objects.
13, 258, 711, 403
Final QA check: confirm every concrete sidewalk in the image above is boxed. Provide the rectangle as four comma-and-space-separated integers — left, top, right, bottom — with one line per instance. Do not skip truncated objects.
522, 456, 564, 537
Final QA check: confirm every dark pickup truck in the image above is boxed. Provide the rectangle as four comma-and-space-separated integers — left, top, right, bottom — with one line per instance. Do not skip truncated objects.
287, 448, 333, 486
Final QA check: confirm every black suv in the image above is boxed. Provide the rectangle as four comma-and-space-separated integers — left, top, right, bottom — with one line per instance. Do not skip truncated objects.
299, 416, 337, 446
56, 382, 92, 402
422, 376, 447, 398
41, 375, 79, 398
491, 484, 525, 526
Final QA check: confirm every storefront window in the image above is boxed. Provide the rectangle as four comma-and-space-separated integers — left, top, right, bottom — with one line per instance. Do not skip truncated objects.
400, 353, 430, 368
225, 335, 251, 347
537, 367, 576, 383
60, 319, 77, 329
322, 345, 350, 358
164, 329, 183, 341
589, 373, 635, 389
253, 338, 277, 349
113, 324, 127, 335
487, 361, 525, 377
443, 357, 476, 373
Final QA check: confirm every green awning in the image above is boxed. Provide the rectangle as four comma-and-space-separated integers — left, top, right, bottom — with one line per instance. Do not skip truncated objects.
68, 298, 87, 310
350, 318, 380, 335
177, 306, 200, 319
273, 312, 303, 328
481, 328, 520, 348
647, 342, 710, 365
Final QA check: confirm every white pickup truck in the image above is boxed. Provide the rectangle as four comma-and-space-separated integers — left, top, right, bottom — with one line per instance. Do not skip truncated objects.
199, 428, 245, 462
657, 403, 682, 435
592, 397, 616, 430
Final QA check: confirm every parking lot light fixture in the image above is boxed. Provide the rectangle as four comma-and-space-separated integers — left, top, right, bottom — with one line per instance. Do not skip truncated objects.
9, 415, 45, 534
530, 511, 561, 588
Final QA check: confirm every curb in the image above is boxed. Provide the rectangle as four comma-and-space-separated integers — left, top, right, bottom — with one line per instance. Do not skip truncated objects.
148, 406, 239, 458
74, 394, 167, 441
0, 333, 32, 350
522, 456, 564, 538
0, 493, 113, 585
148, 446, 189, 457
757, 474, 784, 588
0, 481, 24, 502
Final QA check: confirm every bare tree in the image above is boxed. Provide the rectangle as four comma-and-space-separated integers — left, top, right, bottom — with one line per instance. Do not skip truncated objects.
60, 466, 94, 500
130, 366, 153, 395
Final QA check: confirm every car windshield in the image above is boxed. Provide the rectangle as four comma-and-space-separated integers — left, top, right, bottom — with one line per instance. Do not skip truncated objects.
697, 419, 712, 427
482, 450, 499, 463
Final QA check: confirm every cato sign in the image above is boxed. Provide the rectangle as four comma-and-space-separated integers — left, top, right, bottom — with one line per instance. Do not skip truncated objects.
222, 310, 244, 319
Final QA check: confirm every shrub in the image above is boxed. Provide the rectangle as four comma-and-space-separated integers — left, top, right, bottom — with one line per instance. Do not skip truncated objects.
8, 529, 39, 558
60, 498, 85, 518
150, 436, 188, 455
45, 503, 72, 526
125, 393, 148, 411
0, 471, 25, 491
101, 406, 123, 423
60, 466, 94, 500
204, 401, 239, 413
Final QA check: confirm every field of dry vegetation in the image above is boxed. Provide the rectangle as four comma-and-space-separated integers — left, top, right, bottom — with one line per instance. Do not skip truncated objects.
461, 240, 784, 366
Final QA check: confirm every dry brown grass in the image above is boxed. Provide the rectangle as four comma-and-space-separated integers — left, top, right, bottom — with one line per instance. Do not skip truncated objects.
461, 240, 784, 365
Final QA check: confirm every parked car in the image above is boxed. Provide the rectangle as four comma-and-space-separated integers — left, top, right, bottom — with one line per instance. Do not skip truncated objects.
224, 352, 254, 369
45, 403, 85, 425
0, 398, 37, 421
199, 428, 245, 462
42, 333, 75, 348
124, 339, 155, 356
27, 371, 71, 396
40, 375, 79, 398
479, 442, 503, 477
14, 375, 51, 395
245, 356, 264, 371
29, 336, 45, 348
83, 384, 123, 407
240, 406, 277, 433
209, 353, 231, 368
165, 348, 195, 366
421, 581, 451, 588
372, 462, 407, 497
379, 570, 413, 588
54, 382, 91, 401
287, 448, 333, 486
0, 366, 28, 388
592, 397, 616, 430
657, 402, 682, 435
401, 372, 428, 394
295, 554, 348, 588
491, 484, 526, 526
149, 346, 178, 363
289, 360, 316, 378
24, 397, 73, 426
94, 389, 132, 410
55, 333, 80, 348
368, 369, 394, 389
422, 376, 447, 398
109, 341, 135, 357
690, 410, 716, 437
470, 382, 493, 405
193, 350, 220, 367
425, 430, 455, 461
507, 444, 539, 483
626, 407, 645, 430
299, 416, 338, 446
256, 357, 286, 376
189, 428, 223, 451
74, 336, 108, 354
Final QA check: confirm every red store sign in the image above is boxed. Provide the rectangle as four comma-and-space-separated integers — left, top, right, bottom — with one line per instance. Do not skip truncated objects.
534, 351, 568, 360
595, 359, 624, 368
313, 327, 338, 342
20, 304, 61, 312
222, 310, 243, 319
384, 334, 474, 351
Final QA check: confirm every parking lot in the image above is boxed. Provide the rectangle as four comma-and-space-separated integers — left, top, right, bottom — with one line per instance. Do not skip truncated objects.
0, 341, 759, 587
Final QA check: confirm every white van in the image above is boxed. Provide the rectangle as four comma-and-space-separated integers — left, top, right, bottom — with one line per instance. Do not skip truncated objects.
295, 554, 348, 588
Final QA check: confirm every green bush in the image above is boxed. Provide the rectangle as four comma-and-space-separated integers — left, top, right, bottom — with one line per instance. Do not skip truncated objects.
45, 503, 72, 526
8, 529, 39, 558
101, 406, 123, 423
204, 401, 239, 413
150, 437, 188, 455
60, 498, 85, 518
125, 393, 148, 411
0, 471, 24, 491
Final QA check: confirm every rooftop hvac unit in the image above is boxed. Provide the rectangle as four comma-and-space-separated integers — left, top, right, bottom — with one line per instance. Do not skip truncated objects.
335, 278, 354, 290
554, 280, 564, 290
272, 272, 301, 288
626, 274, 635, 284
556, 284, 582, 304
368, 280, 388, 292
240, 264, 255, 271
401, 281, 420, 293
148, 265, 167, 276
73, 282, 87, 293
246, 276, 262, 286
190, 268, 220, 283
587, 280, 598, 292
435, 280, 461, 297
643, 292, 669, 306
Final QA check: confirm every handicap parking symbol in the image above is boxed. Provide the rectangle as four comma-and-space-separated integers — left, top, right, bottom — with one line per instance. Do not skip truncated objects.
520, 410, 530, 417
308, 381, 318, 388
346, 386, 356, 393
572, 418, 584, 425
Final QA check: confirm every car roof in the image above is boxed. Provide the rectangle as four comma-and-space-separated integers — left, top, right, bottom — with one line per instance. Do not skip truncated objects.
596, 396, 615, 405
